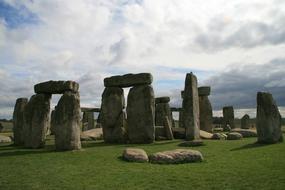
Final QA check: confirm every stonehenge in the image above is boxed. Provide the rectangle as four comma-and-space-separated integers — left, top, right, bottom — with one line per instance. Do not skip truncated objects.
222, 106, 235, 131
13, 80, 81, 150
54, 91, 81, 150
155, 97, 173, 128
182, 73, 200, 141
256, 92, 283, 144
13, 98, 28, 145
23, 93, 51, 148
101, 73, 155, 144
198, 86, 213, 133
81, 107, 101, 131
241, 114, 250, 129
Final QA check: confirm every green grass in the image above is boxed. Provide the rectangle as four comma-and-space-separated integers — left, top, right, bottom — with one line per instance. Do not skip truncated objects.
0, 136, 284, 190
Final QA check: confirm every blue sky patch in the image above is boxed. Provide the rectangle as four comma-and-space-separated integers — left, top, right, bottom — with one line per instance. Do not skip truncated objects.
0, 1, 39, 28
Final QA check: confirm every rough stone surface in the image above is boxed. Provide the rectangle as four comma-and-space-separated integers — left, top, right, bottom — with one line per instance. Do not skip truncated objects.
212, 133, 227, 140
149, 149, 203, 164
127, 85, 155, 144
101, 87, 126, 143
23, 94, 51, 148
104, 73, 153, 88
155, 102, 173, 128
86, 112, 95, 130
199, 96, 213, 132
164, 116, 174, 140
200, 130, 213, 139
182, 73, 200, 141
50, 109, 56, 135
198, 86, 211, 96
179, 140, 204, 147
122, 148, 149, 163
155, 97, 170, 104
54, 92, 81, 151
227, 132, 243, 140
179, 110, 183, 128
172, 127, 185, 139
34, 80, 79, 94
81, 128, 103, 141
256, 92, 283, 143
241, 114, 250, 129
0, 135, 12, 143
13, 98, 28, 145
231, 128, 257, 138
223, 106, 235, 129
155, 126, 166, 140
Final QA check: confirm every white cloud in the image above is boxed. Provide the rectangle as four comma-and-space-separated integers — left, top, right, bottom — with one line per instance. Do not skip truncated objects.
0, 0, 285, 118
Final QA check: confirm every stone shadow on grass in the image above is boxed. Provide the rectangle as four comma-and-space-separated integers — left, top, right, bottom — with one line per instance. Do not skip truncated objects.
230, 142, 271, 151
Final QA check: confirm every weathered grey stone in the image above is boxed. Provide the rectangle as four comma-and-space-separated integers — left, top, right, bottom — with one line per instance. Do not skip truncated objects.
13, 98, 28, 145
101, 87, 126, 143
172, 127, 186, 139
155, 102, 172, 128
122, 148, 149, 163
256, 92, 283, 144
199, 96, 213, 132
179, 110, 183, 128
0, 135, 12, 143
81, 128, 103, 141
54, 92, 81, 151
127, 85, 155, 144
81, 107, 101, 112
182, 73, 200, 141
104, 73, 153, 88
164, 116, 174, 140
231, 128, 257, 138
23, 94, 51, 148
149, 149, 203, 164
86, 112, 95, 130
198, 86, 211, 96
241, 114, 250, 129
227, 132, 243, 140
212, 133, 227, 140
155, 97, 170, 104
155, 126, 166, 140
34, 80, 79, 94
181, 91, 184, 99
223, 106, 235, 129
200, 130, 213, 139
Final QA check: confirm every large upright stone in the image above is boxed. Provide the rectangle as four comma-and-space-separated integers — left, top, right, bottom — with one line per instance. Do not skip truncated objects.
241, 114, 250, 129
34, 80, 79, 94
104, 73, 153, 88
256, 92, 283, 144
54, 91, 81, 150
198, 86, 213, 133
155, 97, 172, 128
50, 109, 56, 135
182, 73, 200, 141
13, 98, 28, 145
223, 106, 235, 130
82, 112, 95, 131
164, 116, 174, 140
101, 87, 126, 143
23, 94, 51, 148
127, 85, 155, 143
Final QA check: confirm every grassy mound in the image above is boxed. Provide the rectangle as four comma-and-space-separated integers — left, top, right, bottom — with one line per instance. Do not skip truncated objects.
0, 136, 284, 190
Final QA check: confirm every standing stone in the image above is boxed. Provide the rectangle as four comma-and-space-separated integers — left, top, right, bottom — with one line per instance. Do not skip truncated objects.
164, 116, 174, 140
50, 109, 56, 135
241, 114, 250, 129
198, 86, 213, 133
182, 73, 200, 141
155, 97, 172, 128
13, 98, 28, 145
101, 87, 126, 143
223, 106, 235, 130
82, 112, 95, 131
23, 94, 51, 148
127, 85, 155, 143
54, 91, 81, 150
179, 91, 184, 128
256, 92, 283, 144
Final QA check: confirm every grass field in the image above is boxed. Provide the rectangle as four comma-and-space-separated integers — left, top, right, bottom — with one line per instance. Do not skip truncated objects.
0, 135, 284, 190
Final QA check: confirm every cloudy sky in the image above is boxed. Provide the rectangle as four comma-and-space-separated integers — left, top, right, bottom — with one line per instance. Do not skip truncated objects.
0, 0, 284, 119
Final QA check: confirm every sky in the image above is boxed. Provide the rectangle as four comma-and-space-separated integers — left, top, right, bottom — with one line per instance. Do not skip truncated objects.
0, 0, 284, 119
